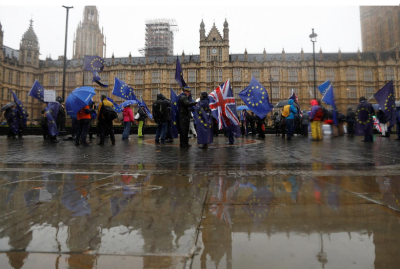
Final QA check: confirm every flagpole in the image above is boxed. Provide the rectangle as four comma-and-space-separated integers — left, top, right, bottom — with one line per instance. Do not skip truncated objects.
61, 6, 73, 103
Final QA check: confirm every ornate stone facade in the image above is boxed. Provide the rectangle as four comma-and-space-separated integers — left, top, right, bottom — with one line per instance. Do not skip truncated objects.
360, 6, 400, 52
0, 8, 399, 123
73, 6, 105, 59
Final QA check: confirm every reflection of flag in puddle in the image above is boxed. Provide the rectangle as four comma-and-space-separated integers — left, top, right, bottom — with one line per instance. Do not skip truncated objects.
209, 178, 240, 226
241, 186, 274, 223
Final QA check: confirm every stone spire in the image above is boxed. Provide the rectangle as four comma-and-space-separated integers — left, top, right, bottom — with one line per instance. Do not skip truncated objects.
19, 19, 40, 67
223, 18, 229, 40
200, 19, 205, 41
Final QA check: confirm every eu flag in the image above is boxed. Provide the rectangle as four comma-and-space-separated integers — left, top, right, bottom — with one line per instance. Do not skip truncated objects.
29, 80, 45, 103
45, 102, 60, 137
194, 99, 213, 144
170, 88, 179, 138
106, 97, 122, 113
175, 57, 187, 88
84, 55, 108, 88
11, 91, 28, 128
112, 77, 138, 101
319, 80, 338, 125
374, 80, 397, 126
238, 77, 274, 119
138, 97, 153, 119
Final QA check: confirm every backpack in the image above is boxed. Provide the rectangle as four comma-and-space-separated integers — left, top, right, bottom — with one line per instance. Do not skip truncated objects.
152, 101, 163, 122
314, 107, 324, 121
101, 102, 118, 120
282, 105, 291, 117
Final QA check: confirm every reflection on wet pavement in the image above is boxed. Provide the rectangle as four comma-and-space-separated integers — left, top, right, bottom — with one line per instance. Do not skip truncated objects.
0, 157, 400, 267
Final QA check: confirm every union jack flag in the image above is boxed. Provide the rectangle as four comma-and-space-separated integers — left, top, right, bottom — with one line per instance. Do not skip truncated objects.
373, 116, 382, 133
289, 89, 303, 117
209, 79, 241, 137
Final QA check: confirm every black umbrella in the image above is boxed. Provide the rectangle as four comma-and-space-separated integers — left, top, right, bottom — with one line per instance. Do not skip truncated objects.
1, 102, 15, 112
275, 100, 299, 108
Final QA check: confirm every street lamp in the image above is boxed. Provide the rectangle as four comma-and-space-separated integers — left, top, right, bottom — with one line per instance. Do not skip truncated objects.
269, 74, 273, 105
61, 6, 73, 103
309, 28, 318, 99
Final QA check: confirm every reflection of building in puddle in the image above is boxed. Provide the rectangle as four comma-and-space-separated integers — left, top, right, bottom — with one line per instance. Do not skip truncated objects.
376, 177, 400, 211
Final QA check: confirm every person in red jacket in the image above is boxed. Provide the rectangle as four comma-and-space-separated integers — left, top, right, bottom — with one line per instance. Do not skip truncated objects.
122, 105, 134, 140
76, 104, 95, 146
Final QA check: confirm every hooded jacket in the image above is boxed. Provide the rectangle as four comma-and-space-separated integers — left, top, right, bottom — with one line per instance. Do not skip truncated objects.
285, 99, 298, 120
123, 107, 134, 122
346, 108, 356, 123
310, 100, 322, 121
153, 93, 171, 123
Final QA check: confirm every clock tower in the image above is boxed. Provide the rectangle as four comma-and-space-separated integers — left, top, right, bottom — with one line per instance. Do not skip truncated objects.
199, 19, 229, 63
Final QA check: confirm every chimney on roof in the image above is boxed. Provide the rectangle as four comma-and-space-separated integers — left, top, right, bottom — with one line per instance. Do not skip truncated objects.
244, 48, 248, 61
319, 48, 323, 61
112, 53, 114, 65
338, 48, 341, 61
263, 48, 266, 61
301, 48, 304, 61
282, 48, 285, 61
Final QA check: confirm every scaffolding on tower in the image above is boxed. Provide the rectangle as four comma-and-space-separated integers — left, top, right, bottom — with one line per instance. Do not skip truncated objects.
139, 19, 179, 57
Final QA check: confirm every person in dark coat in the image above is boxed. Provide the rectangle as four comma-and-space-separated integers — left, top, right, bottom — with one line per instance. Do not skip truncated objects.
355, 96, 375, 142
40, 108, 48, 140
153, 93, 171, 145
272, 112, 280, 136
178, 87, 196, 148
256, 116, 265, 140
376, 109, 389, 137
13, 106, 26, 140
301, 109, 310, 136
280, 112, 286, 138
137, 105, 148, 138
195, 92, 213, 149
345, 107, 356, 136
248, 112, 256, 135
56, 96, 66, 132
4, 105, 16, 139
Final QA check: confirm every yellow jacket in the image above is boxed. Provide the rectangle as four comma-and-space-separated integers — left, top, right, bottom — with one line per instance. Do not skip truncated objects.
97, 99, 114, 119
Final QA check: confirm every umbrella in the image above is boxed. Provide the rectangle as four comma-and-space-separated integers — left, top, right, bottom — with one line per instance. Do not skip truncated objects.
1, 102, 15, 112
65, 86, 96, 117
237, 105, 249, 111
275, 100, 299, 108
120, 100, 138, 108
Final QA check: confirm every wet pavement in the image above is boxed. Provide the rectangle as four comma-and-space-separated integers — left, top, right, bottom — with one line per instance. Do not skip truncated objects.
0, 134, 400, 268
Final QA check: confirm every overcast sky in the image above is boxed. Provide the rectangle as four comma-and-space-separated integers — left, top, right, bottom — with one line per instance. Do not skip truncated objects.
0, 1, 398, 60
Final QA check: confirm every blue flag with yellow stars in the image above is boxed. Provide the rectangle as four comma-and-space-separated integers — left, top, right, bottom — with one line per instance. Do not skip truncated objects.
112, 77, 138, 101
374, 80, 397, 126
138, 97, 153, 120
45, 102, 60, 137
11, 91, 28, 130
170, 88, 179, 138
106, 97, 122, 113
355, 100, 375, 136
175, 57, 187, 88
29, 80, 45, 103
238, 77, 274, 119
84, 55, 108, 88
194, 99, 213, 144
319, 80, 338, 125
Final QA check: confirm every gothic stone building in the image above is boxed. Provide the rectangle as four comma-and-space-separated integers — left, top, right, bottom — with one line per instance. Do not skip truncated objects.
0, 7, 399, 122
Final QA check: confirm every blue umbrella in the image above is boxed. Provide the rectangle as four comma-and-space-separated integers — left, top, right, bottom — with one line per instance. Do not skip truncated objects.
65, 86, 96, 117
237, 105, 249, 111
120, 99, 138, 108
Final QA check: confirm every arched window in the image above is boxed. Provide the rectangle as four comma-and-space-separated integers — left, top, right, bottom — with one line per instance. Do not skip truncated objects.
27, 51, 32, 63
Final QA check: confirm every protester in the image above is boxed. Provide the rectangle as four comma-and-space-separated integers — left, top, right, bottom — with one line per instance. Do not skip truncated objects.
241, 109, 250, 136
196, 92, 213, 149
178, 87, 196, 148
122, 105, 134, 140
13, 105, 25, 140
40, 108, 48, 140
212, 115, 219, 137
4, 105, 16, 139
189, 112, 197, 138
355, 96, 374, 142
56, 96, 66, 132
283, 99, 297, 140
280, 111, 286, 138
137, 105, 147, 138
377, 109, 389, 137
273, 112, 281, 136
153, 93, 171, 145
337, 110, 346, 136
97, 94, 116, 145
301, 109, 310, 136
310, 99, 323, 141
256, 116, 265, 140
317, 99, 328, 138
249, 112, 256, 135
75, 103, 95, 146
88, 101, 97, 140
345, 107, 356, 136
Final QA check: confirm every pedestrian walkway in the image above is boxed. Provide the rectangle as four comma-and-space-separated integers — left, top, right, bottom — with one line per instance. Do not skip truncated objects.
0, 134, 399, 268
